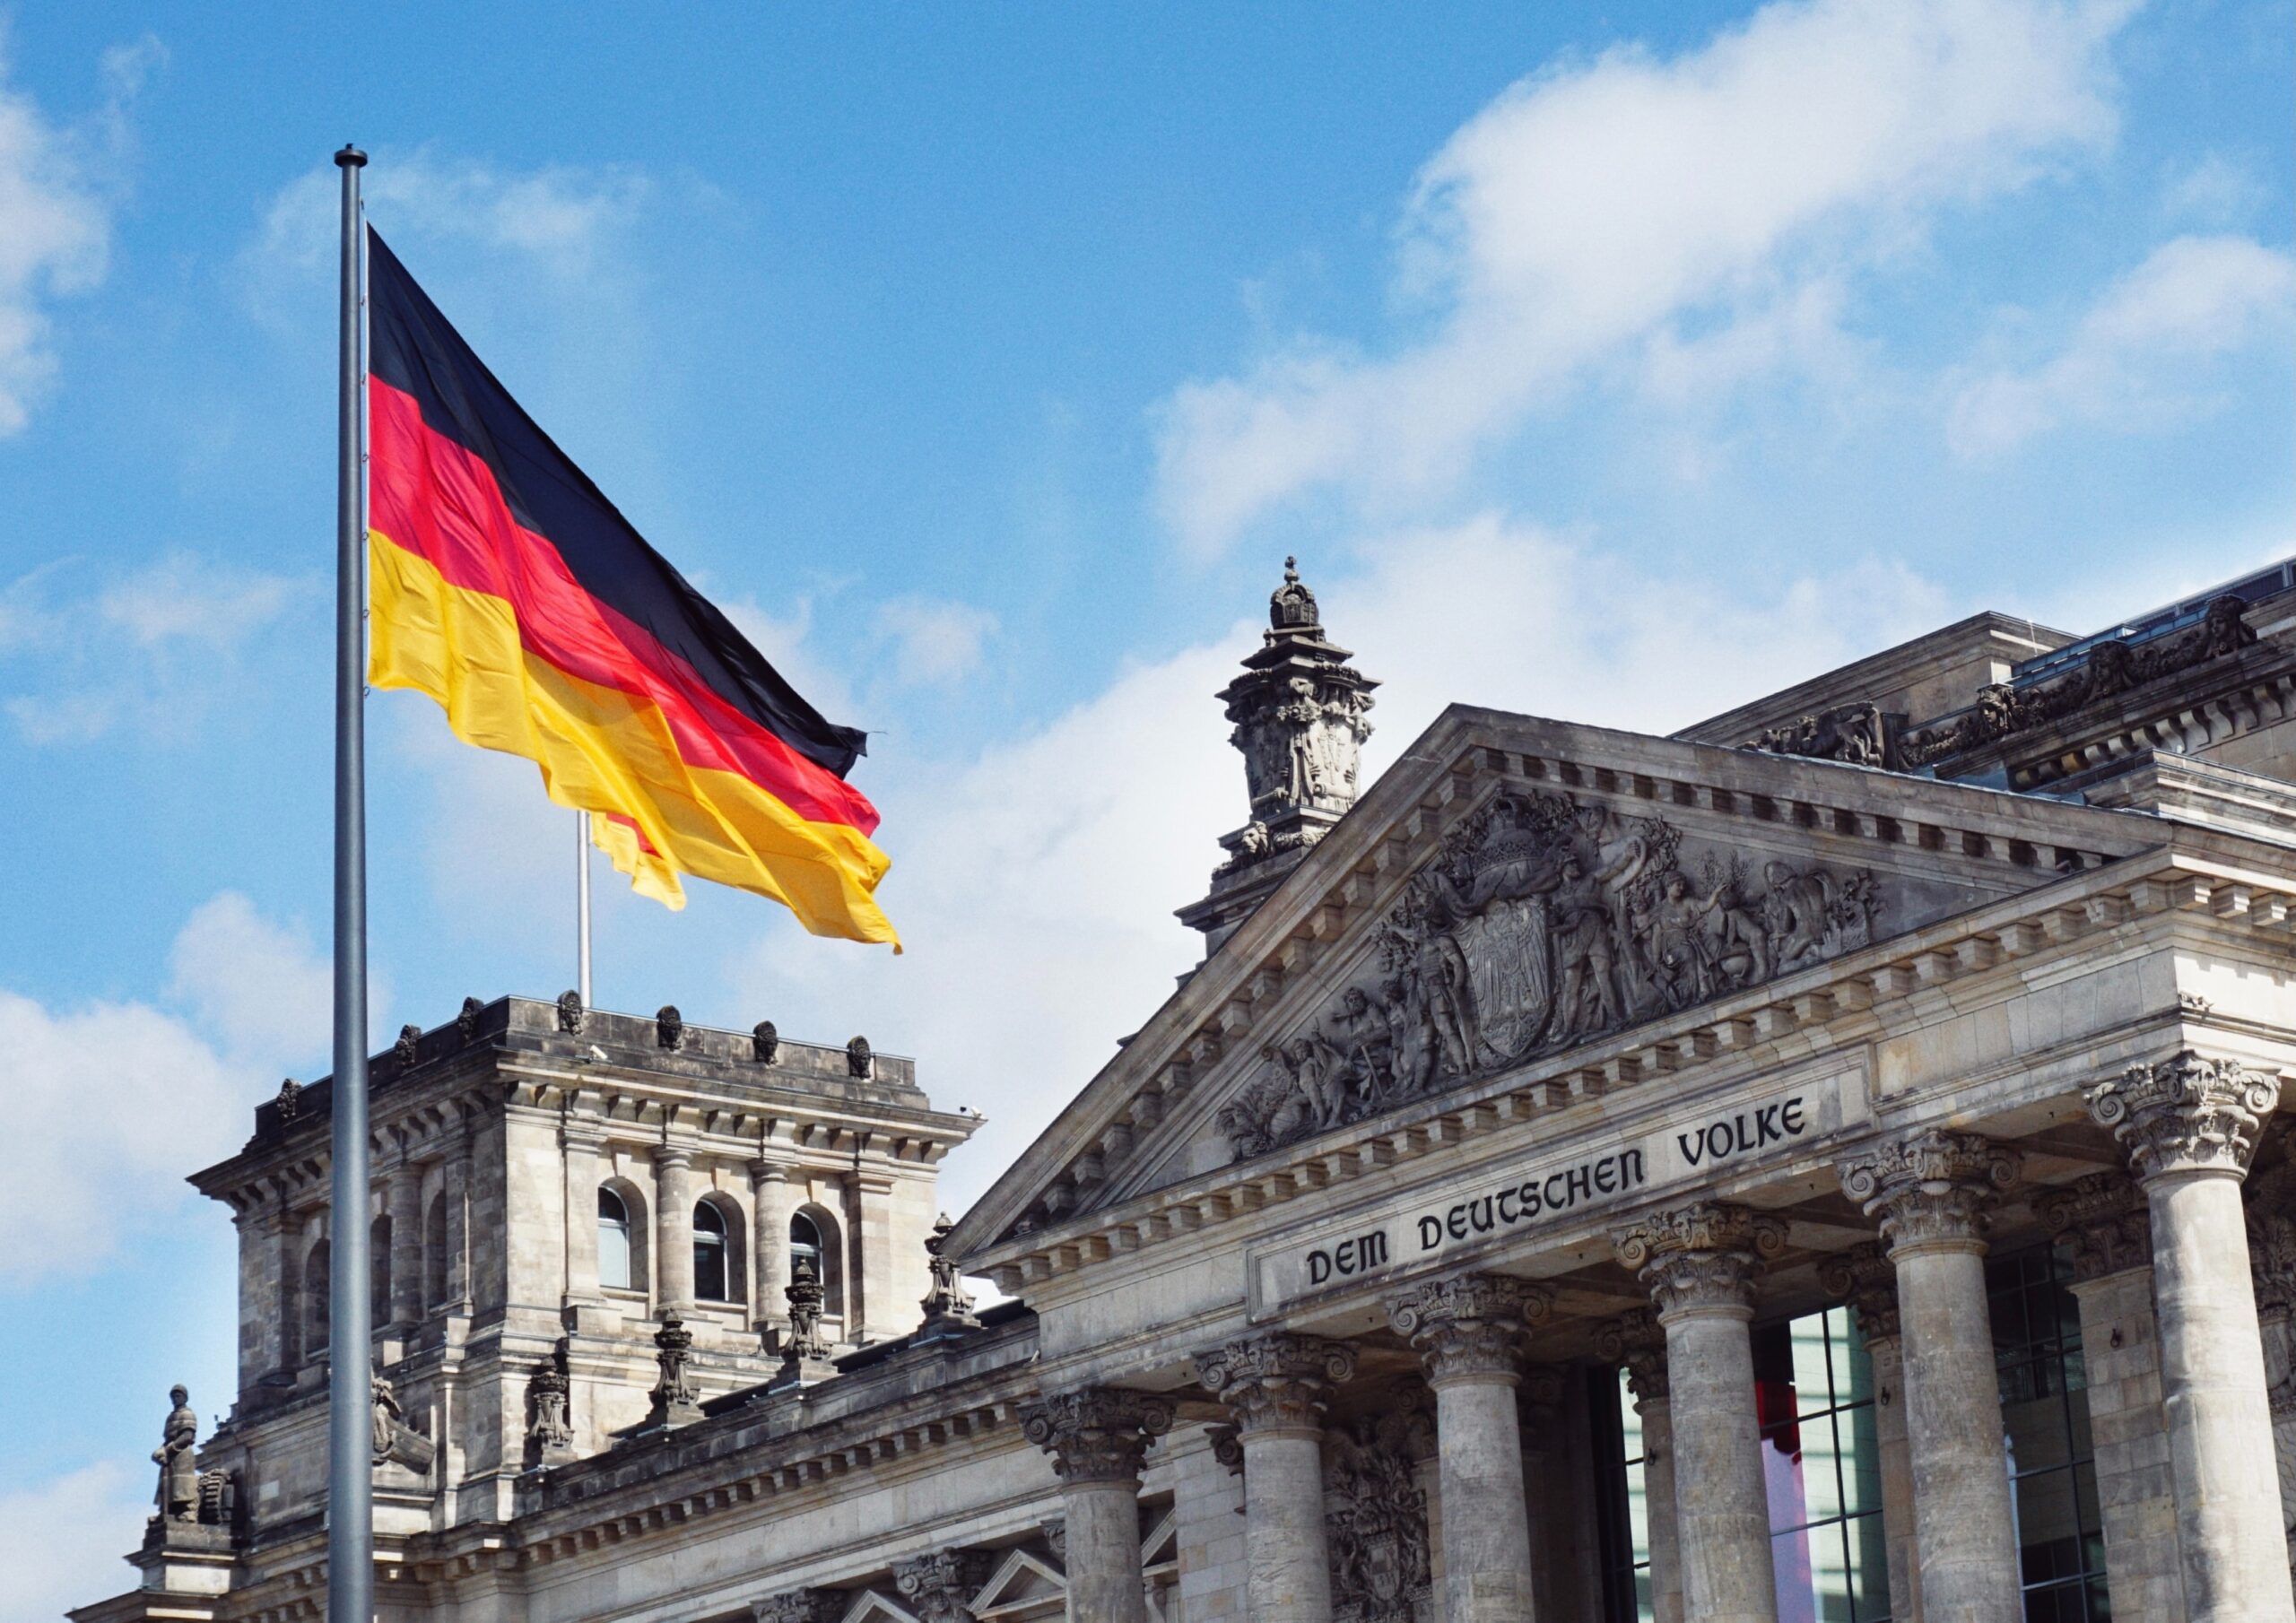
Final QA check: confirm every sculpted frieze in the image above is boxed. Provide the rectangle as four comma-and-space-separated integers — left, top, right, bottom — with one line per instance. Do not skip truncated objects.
1216, 789, 1882, 1162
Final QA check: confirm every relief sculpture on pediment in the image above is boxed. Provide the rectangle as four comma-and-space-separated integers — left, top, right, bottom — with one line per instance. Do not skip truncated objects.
1215, 789, 1881, 1162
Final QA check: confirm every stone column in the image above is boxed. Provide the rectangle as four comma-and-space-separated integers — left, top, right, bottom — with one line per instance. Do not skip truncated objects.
1022, 1387, 1176, 1623
1818, 1243, 1921, 1623
891, 1549, 990, 1623
2038, 1170, 2186, 1623
387, 1159, 424, 1330
750, 1153, 793, 1339
561, 1118, 605, 1309
1839, 1130, 2022, 1623
1196, 1332, 1356, 1623
2090, 1051, 2296, 1623
1388, 1273, 1546, 1622
444, 1108, 473, 1312
655, 1143, 696, 1316
1597, 1308, 1685, 1623
1613, 1202, 1785, 1623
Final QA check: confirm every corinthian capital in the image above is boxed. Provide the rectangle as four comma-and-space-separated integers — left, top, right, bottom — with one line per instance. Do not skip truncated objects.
2088, 1051, 2281, 1182
2034, 1170, 2152, 1282
1018, 1386, 1176, 1485
1194, 1332, 1356, 1436
1839, 1129, 2020, 1256
1593, 1308, 1669, 1404
892, 1549, 992, 1623
1612, 1202, 1787, 1319
752, 1593, 842, 1623
1815, 1241, 1901, 1342
1387, 1272, 1552, 1385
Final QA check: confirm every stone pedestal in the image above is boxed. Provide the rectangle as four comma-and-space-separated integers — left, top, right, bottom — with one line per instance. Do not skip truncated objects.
1599, 1308, 1684, 1623
2039, 1171, 2186, 1623
1614, 1202, 1786, 1623
1840, 1131, 2022, 1623
1389, 1273, 1549, 1623
2091, 1053, 2296, 1623
1819, 1244, 1920, 1623
1196, 1332, 1356, 1623
1021, 1387, 1176, 1623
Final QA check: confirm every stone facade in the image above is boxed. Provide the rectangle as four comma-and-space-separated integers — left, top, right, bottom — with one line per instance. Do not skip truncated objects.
74, 560, 2296, 1623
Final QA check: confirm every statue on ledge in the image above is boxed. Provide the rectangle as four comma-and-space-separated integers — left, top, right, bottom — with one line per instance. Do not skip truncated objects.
152, 1384, 199, 1522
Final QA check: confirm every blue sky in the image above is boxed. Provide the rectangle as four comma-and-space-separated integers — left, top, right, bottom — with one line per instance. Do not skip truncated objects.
1, 0, 2290, 1609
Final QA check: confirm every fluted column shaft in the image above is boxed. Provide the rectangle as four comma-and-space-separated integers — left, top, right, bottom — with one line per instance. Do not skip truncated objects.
2092, 1053, 2296, 1623
1600, 1308, 1683, 1623
750, 1156, 793, 1335
1391, 1274, 1547, 1622
386, 1159, 424, 1329
1840, 1131, 2021, 1623
1822, 1244, 1920, 1623
654, 1144, 696, 1315
1022, 1388, 1175, 1623
1197, 1332, 1356, 1623
1615, 1203, 1784, 1623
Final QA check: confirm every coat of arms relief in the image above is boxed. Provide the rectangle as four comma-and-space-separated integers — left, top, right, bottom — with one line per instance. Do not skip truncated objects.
1215, 788, 1882, 1162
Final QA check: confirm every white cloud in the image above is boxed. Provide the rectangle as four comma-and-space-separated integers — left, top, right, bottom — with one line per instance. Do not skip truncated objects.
0, 553, 300, 744
2160, 152, 2267, 227
732, 525, 1951, 1213
877, 596, 998, 688
0, 892, 332, 1288
0, 1461, 146, 1623
1947, 233, 2296, 456
0, 32, 142, 436
1152, 0, 2133, 553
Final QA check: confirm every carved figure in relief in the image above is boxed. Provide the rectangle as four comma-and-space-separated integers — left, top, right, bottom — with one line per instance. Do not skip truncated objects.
1324, 1409, 1433, 1623
1213, 785, 1884, 1164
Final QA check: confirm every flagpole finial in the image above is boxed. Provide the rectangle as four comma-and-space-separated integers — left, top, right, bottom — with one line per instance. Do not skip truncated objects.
335, 143, 367, 169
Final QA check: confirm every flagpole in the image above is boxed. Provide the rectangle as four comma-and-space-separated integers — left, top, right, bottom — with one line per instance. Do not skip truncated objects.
326, 142, 374, 1623
577, 811, 593, 1004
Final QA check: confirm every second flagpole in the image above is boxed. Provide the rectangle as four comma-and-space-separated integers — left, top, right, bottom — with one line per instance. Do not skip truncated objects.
578, 811, 593, 1005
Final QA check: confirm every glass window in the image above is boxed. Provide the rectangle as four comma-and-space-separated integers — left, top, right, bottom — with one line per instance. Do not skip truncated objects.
1754, 1306, 1892, 1622
693, 1200, 729, 1301
1990, 1243, 2109, 1622
302, 1238, 331, 1356
598, 1187, 632, 1292
790, 1211, 822, 1277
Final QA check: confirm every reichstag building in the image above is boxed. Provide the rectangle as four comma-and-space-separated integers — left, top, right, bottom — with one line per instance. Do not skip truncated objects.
76, 559, 2296, 1623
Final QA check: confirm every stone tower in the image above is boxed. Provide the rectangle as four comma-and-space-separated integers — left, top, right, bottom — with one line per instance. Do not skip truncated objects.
1178, 558, 1378, 950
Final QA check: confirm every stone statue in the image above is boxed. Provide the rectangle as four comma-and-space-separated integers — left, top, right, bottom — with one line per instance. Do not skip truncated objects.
273, 1079, 302, 1123
656, 1005, 683, 1050
153, 1384, 199, 1522
394, 1022, 421, 1067
370, 1373, 403, 1461
1214, 786, 1884, 1163
648, 1313, 701, 1427
846, 1036, 872, 1078
556, 990, 584, 1034
457, 995, 483, 1039
752, 1020, 779, 1063
918, 1213, 979, 1334
526, 1341, 574, 1465
785, 1259, 830, 1361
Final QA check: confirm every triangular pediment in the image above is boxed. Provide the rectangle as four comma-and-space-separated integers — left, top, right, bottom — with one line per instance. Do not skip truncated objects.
949, 705, 2168, 1262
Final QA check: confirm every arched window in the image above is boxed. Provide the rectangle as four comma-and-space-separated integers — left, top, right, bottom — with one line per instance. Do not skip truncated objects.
303, 1237, 332, 1356
788, 1208, 844, 1321
599, 1187, 633, 1292
789, 1211, 822, 1277
693, 1200, 729, 1302
370, 1215, 392, 1325
424, 1193, 449, 1309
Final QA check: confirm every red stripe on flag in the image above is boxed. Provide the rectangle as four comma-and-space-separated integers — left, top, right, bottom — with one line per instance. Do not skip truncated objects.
369, 377, 880, 837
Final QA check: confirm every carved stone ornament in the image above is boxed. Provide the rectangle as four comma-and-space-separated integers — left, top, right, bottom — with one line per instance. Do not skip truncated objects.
1216, 787, 1883, 1162
892, 1549, 993, 1623
656, 1004, 683, 1050
751, 1591, 843, 1623
1039, 1518, 1067, 1565
526, 1340, 575, 1465
1387, 1272, 1552, 1384
1613, 1202, 1787, 1317
752, 1020, 779, 1063
556, 990, 584, 1035
847, 1035, 873, 1078
457, 995, 483, 1039
1816, 1242, 1902, 1343
647, 1312, 701, 1428
1206, 1422, 1245, 1477
370, 1373, 437, 1471
1019, 1386, 1177, 1484
1324, 1408, 1435, 1623
273, 1078, 302, 1123
2245, 1146, 2296, 1318
1746, 700, 1898, 769
1195, 1332, 1357, 1436
2089, 1050, 2282, 1182
1838, 1130, 2021, 1254
918, 1213, 980, 1332
782, 1256, 831, 1365
394, 1022, 421, 1066
1900, 595, 2255, 768
2035, 1170, 2154, 1283
1594, 1308, 1670, 1404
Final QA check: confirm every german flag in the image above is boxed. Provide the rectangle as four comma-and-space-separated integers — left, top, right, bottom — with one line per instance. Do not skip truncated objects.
363, 228, 897, 947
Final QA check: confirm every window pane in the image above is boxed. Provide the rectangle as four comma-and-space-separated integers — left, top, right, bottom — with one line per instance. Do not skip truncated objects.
598, 1201, 631, 1292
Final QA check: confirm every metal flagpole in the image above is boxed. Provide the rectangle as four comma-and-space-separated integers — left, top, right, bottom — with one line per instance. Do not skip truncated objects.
577, 811, 593, 1004
326, 142, 374, 1623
